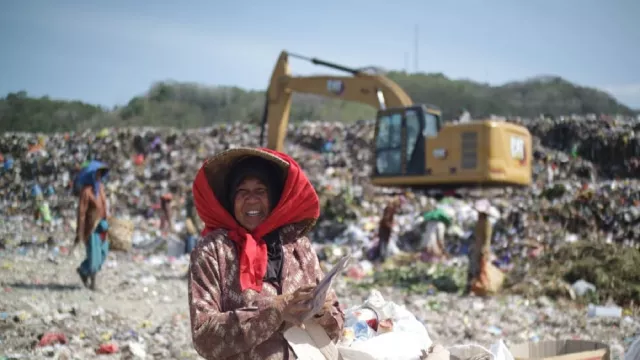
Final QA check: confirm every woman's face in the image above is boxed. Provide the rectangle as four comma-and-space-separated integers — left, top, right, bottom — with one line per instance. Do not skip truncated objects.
233, 177, 271, 231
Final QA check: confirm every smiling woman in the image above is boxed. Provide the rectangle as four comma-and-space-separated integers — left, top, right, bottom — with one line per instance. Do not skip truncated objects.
188, 147, 344, 360
226, 156, 284, 231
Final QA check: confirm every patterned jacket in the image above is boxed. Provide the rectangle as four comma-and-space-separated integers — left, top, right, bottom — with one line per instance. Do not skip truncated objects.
188, 222, 345, 360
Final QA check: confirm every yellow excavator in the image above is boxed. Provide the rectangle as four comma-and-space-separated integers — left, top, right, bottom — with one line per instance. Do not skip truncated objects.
259, 51, 532, 189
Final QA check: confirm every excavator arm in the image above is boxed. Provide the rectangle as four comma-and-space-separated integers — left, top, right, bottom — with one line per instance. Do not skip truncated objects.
260, 51, 413, 151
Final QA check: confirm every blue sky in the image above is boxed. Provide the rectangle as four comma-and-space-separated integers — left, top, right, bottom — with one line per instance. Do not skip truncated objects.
1, 0, 639, 108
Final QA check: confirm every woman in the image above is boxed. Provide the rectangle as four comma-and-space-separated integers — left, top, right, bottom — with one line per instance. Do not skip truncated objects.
189, 147, 344, 360
72, 160, 110, 291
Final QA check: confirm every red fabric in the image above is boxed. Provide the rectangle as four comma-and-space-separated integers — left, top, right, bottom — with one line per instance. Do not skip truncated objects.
96, 343, 119, 354
38, 332, 68, 347
192, 148, 319, 292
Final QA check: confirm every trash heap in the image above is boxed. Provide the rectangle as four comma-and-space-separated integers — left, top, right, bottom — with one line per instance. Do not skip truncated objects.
506, 241, 640, 305
1, 117, 640, 358
1, 119, 640, 269
523, 115, 640, 179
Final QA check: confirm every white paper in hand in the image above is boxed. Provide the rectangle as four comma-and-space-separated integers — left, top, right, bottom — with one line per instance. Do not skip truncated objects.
303, 253, 351, 322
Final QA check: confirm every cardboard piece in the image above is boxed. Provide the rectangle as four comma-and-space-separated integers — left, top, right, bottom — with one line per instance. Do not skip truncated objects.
509, 340, 610, 360
284, 321, 342, 360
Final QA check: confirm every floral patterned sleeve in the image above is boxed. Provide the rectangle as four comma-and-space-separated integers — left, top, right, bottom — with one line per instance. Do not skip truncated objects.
301, 237, 345, 341
188, 242, 286, 359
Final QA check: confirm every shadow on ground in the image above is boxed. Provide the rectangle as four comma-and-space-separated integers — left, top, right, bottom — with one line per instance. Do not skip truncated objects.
4, 282, 83, 291
156, 274, 188, 282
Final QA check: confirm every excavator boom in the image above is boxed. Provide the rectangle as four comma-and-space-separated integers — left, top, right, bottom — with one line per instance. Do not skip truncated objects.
260, 51, 413, 151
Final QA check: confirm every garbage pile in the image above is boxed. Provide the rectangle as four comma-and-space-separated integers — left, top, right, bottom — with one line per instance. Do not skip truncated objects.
1, 118, 640, 358
506, 241, 640, 305
523, 115, 640, 179
1, 119, 640, 269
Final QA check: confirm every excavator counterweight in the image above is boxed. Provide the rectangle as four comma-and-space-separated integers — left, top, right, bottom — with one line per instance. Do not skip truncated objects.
260, 50, 532, 189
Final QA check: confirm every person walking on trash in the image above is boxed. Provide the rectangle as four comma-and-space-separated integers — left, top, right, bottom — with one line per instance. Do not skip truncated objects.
189, 147, 345, 360
70, 160, 110, 291
466, 199, 499, 295
418, 207, 454, 262
372, 196, 404, 262
159, 192, 174, 231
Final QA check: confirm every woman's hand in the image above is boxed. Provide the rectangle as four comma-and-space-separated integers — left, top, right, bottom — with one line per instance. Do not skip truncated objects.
279, 285, 315, 329
312, 297, 334, 318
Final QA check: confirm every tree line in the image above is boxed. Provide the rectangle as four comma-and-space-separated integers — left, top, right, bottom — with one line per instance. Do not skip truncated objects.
1, 72, 636, 133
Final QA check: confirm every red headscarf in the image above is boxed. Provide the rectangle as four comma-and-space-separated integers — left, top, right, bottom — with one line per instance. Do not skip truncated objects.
192, 148, 319, 292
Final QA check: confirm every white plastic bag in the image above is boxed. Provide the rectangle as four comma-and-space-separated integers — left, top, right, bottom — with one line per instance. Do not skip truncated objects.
337, 290, 432, 360
340, 332, 427, 360
490, 340, 515, 360
625, 337, 640, 360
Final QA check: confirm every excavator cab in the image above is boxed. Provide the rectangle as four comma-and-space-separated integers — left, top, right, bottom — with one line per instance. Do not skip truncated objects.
373, 105, 442, 178
371, 103, 532, 189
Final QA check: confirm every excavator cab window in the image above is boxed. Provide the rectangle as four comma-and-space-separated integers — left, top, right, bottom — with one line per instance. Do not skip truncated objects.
375, 112, 403, 175
405, 109, 424, 175
405, 110, 421, 157
374, 105, 442, 177
423, 111, 440, 137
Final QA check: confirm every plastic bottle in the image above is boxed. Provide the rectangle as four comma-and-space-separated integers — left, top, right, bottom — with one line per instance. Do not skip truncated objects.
587, 304, 622, 318
352, 320, 376, 341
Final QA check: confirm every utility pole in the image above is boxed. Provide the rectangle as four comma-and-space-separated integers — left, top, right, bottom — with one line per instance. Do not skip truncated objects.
414, 24, 419, 73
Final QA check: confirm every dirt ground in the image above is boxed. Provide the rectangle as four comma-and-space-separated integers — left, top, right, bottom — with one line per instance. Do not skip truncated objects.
1, 246, 638, 359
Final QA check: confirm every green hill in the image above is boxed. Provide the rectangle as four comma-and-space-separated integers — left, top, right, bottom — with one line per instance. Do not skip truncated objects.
0, 72, 635, 133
